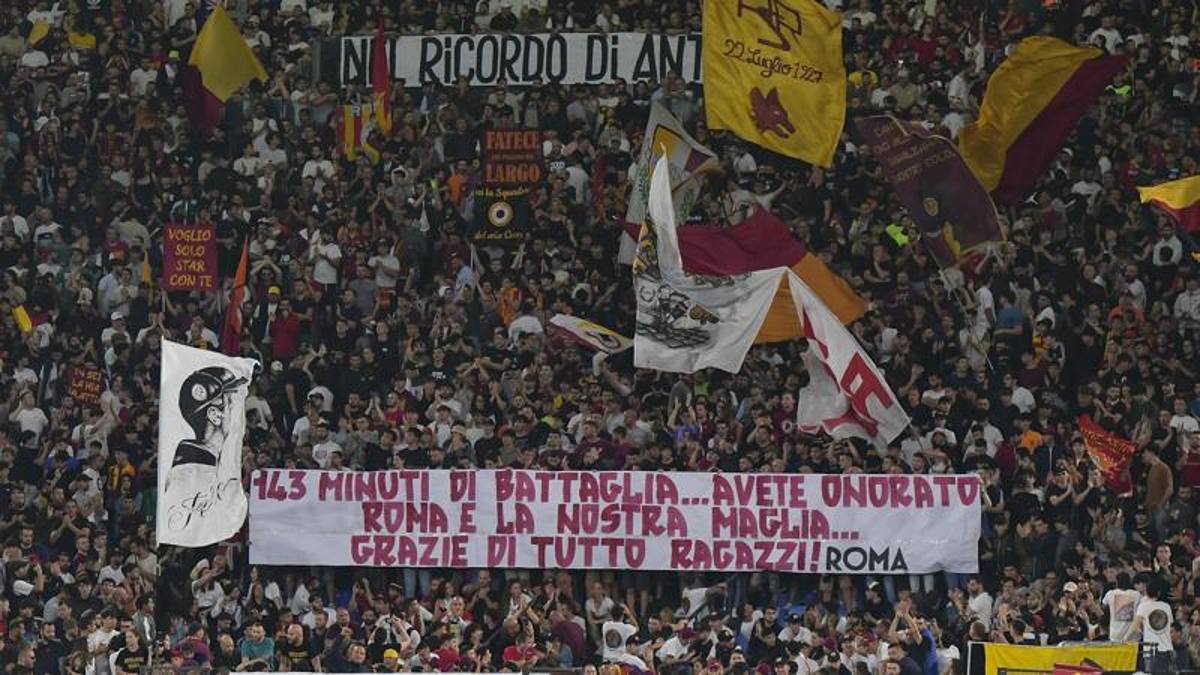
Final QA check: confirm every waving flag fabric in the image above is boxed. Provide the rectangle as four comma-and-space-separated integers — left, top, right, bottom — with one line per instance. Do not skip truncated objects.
1078, 415, 1136, 495
789, 274, 909, 447
158, 340, 258, 547
622, 208, 865, 330
856, 115, 1002, 268
335, 104, 381, 162
371, 24, 393, 138
220, 237, 250, 356
1138, 175, 1200, 234
633, 158, 784, 374
618, 103, 720, 265
958, 36, 1124, 205
702, 0, 847, 167
549, 315, 633, 354
183, 5, 268, 134
189, 6, 268, 101
635, 155, 906, 446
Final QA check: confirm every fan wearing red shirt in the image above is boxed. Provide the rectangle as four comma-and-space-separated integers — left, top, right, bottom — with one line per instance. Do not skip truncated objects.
501, 627, 541, 668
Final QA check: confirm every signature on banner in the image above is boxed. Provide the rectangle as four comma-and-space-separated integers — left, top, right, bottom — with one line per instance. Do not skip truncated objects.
167, 477, 242, 531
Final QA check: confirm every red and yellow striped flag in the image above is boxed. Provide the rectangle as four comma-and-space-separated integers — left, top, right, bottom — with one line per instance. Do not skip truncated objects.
372, 23, 392, 138
335, 104, 380, 163
1138, 175, 1200, 234
220, 237, 249, 355
959, 36, 1125, 205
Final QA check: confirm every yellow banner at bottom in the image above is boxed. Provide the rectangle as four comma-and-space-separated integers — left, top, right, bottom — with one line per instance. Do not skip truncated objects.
982, 642, 1137, 675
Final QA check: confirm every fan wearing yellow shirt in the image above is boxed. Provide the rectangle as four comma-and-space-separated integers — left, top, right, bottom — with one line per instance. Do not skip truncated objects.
848, 55, 880, 106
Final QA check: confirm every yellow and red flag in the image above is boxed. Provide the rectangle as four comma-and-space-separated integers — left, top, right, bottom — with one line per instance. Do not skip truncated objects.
372, 23, 392, 138
1078, 415, 1136, 495
1138, 175, 1200, 235
220, 237, 249, 356
702, 0, 846, 167
959, 36, 1125, 205
183, 5, 268, 135
335, 104, 381, 163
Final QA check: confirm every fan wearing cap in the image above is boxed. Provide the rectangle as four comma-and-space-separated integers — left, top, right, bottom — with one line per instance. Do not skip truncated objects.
100, 311, 130, 348
167, 367, 249, 486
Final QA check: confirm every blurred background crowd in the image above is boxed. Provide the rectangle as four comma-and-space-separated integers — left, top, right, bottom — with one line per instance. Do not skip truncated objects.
1, 0, 1199, 673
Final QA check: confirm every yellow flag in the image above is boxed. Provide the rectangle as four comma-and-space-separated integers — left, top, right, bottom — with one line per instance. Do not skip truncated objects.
980, 642, 1136, 675
27, 21, 50, 46
141, 255, 152, 285
68, 31, 97, 50
702, 0, 847, 167
12, 305, 32, 333
189, 5, 268, 102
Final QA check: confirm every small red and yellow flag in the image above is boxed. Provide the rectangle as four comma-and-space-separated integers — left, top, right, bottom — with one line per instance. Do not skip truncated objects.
1138, 175, 1200, 234
335, 104, 380, 163
371, 23, 392, 138
1078, 415, 1136, 495
220, 237, 250, 355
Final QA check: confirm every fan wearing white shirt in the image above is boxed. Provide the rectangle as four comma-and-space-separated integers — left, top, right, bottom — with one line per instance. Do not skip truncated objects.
9, 390, 49, 445
310, 419, 342, 469
1102, 573, 1141, 642
1174, 277, 1200, 330
600, 608, 640, 664
1169, 397, 1199, 451
1088, 16, 1122, 52
308, 229, 342, 288
1124, 583, 1173, 672
300, 594, 338, 630
965, 578, 994, 630
1003, 373, 1036, 415
302, 149, 336, 193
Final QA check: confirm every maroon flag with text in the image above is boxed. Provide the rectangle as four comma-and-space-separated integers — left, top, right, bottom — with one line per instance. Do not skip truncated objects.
855, 115, 1002, 268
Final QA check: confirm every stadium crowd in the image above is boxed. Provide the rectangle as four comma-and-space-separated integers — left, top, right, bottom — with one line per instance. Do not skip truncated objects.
1, 0, 1200, 673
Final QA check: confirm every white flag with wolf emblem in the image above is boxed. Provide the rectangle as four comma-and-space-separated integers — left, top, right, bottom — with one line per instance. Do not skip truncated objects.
157, 340, 258, 547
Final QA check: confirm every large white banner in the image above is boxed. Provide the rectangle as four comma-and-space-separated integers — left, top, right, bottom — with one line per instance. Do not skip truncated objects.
249, 470, 980, 573
338, 33, 701, 86
157, 340, 258, 547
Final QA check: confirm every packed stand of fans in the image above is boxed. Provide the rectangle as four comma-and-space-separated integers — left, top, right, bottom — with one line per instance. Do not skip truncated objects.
1, 0, 1200, 673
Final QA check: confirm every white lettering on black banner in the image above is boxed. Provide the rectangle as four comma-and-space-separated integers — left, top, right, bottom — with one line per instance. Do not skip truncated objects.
338, 33, 701, 86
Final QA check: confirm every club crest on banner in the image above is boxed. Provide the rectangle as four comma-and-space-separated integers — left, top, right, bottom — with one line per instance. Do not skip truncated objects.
703, 0, 845, 166
738, 0, 804, 50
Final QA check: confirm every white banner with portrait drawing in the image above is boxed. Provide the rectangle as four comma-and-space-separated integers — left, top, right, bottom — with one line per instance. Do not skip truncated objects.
157, 340, 258, 547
